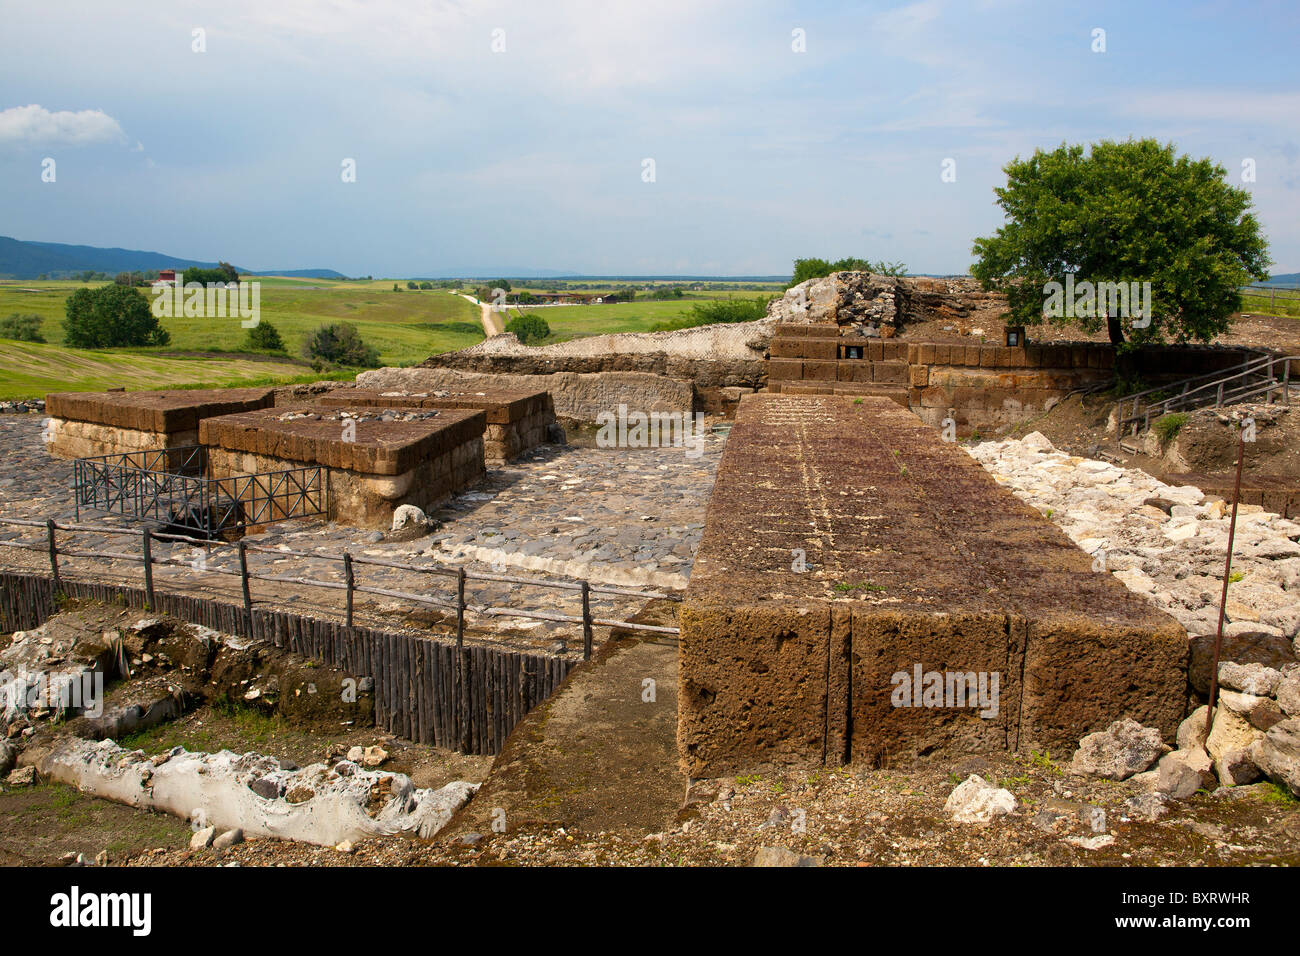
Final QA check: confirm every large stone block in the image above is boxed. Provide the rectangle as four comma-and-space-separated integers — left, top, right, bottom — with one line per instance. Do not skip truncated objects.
678, 394, 1189, 775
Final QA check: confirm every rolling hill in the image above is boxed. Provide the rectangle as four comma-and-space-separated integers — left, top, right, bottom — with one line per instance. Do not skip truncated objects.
0, 236, 343, 280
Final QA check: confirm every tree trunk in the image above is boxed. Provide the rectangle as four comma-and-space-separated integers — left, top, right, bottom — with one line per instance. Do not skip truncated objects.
1107, 316, 1125, 346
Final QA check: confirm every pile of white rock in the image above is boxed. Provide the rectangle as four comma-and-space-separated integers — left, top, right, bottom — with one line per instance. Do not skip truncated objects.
968, 432, 1300, 653
970, 433, 1300, 800
38, 739, 479, 846
1069, 668, 1300, 801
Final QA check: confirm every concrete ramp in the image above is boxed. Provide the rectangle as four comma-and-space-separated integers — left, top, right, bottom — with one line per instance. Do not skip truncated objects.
678, 394, 1187, 776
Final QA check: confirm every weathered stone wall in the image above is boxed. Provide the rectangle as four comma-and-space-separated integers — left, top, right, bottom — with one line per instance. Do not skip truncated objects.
768, 322, 1267, 432
767, 272, 1006, 335
45, 418, 198, 461
399, 319, 772, 417
207, 442, 483, 530
678, 394, 1188, 776
44, 387, 277, 460
357, 367, 695, 424
199, 406, 486, 529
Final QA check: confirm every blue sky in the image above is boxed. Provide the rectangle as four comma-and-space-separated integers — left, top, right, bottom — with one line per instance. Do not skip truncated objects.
1, 0, 1296, 277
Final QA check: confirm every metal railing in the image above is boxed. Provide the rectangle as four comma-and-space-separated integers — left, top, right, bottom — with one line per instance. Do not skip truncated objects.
0, 516, 681, 659
1115, 352, 1297, 443
72, 445, 327, 537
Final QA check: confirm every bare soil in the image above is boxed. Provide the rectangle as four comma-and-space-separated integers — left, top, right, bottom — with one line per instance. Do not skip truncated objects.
901, 310, 1300, 353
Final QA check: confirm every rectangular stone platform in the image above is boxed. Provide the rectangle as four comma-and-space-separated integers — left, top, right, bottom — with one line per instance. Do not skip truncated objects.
314, 387, 554, 462
44, 388, 277, 461
678, 394, 1188, 776
198, 406, 486, 529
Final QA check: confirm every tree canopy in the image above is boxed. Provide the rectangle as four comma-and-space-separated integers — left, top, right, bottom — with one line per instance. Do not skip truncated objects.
63, 285, 170, 348
970, 139, 1271, 345
787, 257, 907, 289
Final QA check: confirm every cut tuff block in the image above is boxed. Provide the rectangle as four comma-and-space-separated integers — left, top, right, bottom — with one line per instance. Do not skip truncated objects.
678, 394, 1188, 776
314, 387, 555, 462
199, 405, 486, 528
44, 387, 276, 459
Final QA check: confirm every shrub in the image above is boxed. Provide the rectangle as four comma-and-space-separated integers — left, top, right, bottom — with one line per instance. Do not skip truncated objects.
1152, 412, 1189, 447
63, 285, 170, 348
505, 313, 550, 344
302, 322, 380, 368
0, 313, 45, 343
651, 296, 773, 331
418, 280, 433, 290
246, 320, 285, 352
406, 281, 418, 290
787, 258, 907, 289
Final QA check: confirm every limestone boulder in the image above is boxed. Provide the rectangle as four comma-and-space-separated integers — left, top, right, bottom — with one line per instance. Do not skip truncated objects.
1217, 661, 1282, 697
944, 774, 1016, 824
1071, 719, 1168, 780
1206, 707, 1262, 763
1252, 719, 1300, 797
1156, 748, 1215, 799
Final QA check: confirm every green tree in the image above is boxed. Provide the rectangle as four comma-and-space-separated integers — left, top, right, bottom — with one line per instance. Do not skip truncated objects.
63, 285, 170, 348
303, 322, 380, 368
787, 257, 907, 288
505, 313, 550, 344
246, 319, 285, 352
406, 280, 418, 289
971, 139, 1271, 346
217, 261, 240, 282
0, 313, 45, 343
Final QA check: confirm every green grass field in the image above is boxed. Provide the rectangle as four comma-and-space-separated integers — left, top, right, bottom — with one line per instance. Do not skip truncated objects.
0, 278, 781, 398
0, 280, 485, 398
1240, 290, 1300, 318
509, 292, 775, 342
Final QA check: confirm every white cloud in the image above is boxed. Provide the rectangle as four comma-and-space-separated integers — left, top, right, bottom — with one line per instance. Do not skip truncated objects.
0, 104, 128, 146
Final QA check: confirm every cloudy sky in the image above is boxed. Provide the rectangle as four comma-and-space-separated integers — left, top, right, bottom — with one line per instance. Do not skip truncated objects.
1, 0, 1296, 277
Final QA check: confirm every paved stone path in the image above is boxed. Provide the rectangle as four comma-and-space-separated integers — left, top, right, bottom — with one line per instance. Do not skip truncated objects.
0, 414, 725, 657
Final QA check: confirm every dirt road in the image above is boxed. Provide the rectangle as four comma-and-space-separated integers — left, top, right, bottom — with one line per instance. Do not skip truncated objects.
454, 292, 504, 337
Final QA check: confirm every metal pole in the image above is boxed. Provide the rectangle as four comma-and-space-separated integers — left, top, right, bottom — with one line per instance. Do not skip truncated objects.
142, 529, 155, 609
46, 519, 60, 592
581, 580, 593, 660
1206, 430, 1247, 741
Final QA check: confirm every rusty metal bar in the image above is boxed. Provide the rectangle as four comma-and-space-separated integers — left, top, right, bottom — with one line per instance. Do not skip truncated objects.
1206, 428, 1248, 740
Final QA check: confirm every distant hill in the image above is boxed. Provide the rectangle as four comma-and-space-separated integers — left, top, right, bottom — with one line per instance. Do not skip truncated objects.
1260, 272, 1300, 287
0, 237, 342, 280
250, 268, 346, 279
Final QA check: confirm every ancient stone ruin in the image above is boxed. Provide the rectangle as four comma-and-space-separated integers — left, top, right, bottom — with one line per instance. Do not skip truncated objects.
42, 384, 557, 530
678, 394, 1189, 776
45, 387, 277, 460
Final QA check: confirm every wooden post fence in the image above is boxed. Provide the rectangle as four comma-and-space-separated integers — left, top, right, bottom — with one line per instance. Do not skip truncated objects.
142, 529, 155, 609
46, 518, 60, 593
